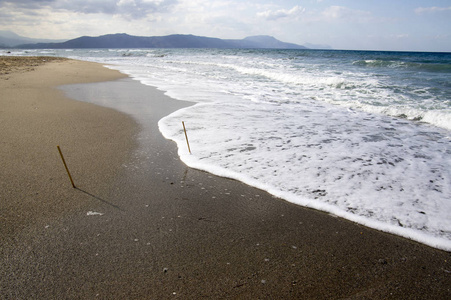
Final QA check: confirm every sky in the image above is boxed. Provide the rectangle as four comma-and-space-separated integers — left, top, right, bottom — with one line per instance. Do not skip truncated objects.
0, 0, 450, 52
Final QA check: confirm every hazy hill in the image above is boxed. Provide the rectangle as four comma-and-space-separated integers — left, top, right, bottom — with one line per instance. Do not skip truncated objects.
225, 35, 306, 49
17, 33, 307, 49
0, 30, 66, 47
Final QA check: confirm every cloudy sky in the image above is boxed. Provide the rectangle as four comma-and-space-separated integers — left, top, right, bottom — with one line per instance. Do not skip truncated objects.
1, 0, 450, 52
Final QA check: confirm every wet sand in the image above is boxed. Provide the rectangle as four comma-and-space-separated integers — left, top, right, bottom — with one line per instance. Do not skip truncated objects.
1, 57, 450, 299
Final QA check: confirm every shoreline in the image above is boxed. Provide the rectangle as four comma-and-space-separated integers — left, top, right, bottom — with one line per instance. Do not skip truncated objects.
1, 57, 450, 299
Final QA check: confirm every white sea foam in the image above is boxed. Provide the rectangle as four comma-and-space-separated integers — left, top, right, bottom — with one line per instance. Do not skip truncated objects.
159, 98, 451, 251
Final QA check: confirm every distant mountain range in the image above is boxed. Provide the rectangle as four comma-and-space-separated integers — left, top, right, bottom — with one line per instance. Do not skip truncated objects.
0, 31, 327, 50
20, 33, 306, 49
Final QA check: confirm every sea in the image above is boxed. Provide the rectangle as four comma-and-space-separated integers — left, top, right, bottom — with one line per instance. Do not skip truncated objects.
3, 48, 450, 251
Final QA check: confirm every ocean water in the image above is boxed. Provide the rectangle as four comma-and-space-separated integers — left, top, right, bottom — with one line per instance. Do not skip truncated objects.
4, 48, 450, 250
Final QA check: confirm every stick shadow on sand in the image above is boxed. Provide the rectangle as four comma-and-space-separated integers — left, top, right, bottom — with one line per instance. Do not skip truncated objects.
57, 145, 124, 211
75, 187, 124, 211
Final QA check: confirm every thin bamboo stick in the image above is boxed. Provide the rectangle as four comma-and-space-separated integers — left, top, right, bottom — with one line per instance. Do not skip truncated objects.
57, 145, 76, 188
182, 121, 192, 154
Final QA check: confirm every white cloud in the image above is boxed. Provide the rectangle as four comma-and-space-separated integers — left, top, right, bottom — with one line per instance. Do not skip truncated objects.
257, 5, 305, 21
0, 0, 178, 19
0, 0, 55, 9
415, 6, 451, 14
322, 6, 371, 22
169, 0, 255, 37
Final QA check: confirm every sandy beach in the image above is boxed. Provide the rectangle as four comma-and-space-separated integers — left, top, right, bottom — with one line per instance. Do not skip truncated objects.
0, 57, 136, 236
1, 57, 450, 299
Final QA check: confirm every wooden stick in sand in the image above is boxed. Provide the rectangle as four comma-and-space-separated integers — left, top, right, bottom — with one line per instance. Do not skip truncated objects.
182, 121, 192, 154
57, 145, 76, 188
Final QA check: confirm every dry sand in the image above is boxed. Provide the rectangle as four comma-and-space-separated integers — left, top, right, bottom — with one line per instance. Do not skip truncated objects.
1, 57, 450, 299
0, 57, 136, 236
